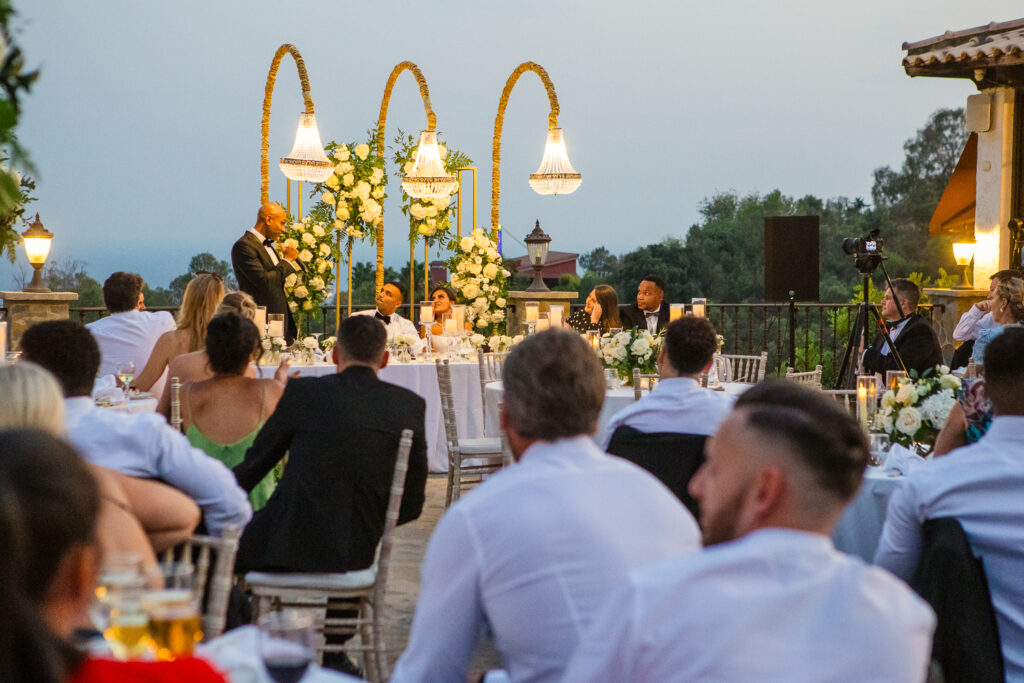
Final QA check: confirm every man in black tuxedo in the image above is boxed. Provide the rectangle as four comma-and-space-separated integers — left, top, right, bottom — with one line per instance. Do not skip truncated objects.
233, 314, 428, 573
619, 274, 671, 334
231, 202, 300, 342
862, 278, 942, 377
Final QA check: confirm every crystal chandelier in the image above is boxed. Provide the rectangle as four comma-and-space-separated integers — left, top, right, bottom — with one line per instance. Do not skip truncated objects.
528, 127, 581, 195
401, 130, 459, 199
279, 112, 333, 183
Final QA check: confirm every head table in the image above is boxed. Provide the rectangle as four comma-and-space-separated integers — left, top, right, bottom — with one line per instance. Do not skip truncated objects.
256, 360, 484, 473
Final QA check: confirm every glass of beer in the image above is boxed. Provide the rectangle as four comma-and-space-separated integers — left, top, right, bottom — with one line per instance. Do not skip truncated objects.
105, 588, 151, 660
144, 562, 202, 660
91, 552, 144, 632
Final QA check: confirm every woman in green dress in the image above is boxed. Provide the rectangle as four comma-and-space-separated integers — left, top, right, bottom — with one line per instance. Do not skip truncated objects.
180, 313, 287, 510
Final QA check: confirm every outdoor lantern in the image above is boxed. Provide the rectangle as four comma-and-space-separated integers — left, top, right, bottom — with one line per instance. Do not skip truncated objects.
401, 130, 459, 199
21, 213, 53, 293
524, 219, 552, 292
952, 240, 977, 290
528, 128, 582, 196
279, 112, 334, 183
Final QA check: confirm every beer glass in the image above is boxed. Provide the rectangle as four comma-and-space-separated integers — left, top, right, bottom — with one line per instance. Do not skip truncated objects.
144, 562, 202, 660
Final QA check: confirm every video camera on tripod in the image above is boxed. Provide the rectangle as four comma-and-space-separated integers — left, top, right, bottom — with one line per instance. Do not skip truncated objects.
842, 229, 885, 275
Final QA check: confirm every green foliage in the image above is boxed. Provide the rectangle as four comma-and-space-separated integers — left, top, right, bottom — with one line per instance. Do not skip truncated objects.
169, 252, 237, 303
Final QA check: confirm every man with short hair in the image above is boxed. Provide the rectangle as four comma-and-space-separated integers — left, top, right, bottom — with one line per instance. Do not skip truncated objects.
234, 314, 427, 572
562, 381, 935, 682
875, 327, 1024, 679
602, 317, 733, 446
619, 274, 670, 334
951, 268, 1024, 368
231, 202, 300, 342
862, 277, 942, 376
350, 281, 423, 354
86, 271, 176, 396
20, 320, 251, 537
392, 330, 700, 683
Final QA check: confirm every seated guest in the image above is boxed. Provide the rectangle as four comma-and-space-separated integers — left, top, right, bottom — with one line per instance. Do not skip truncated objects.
19, 320, 251, 537
86, 271, 176, 395
181, 314, 285, 511
971, 276, 1024, 366
420, 283, 471, 337
563, 381, 935, 682
0, 362, 199, 569
875, 327, 1024, 679
351, 281, 423, 354
0, 429, 226, 683
156, 291, 264, 415
392, 330, 701, 683
862, 278, 942, 377
951, 268, 1021, 368
234, 314, 427, 572
619, 274, 670, 334
133, 272, 225, 393
567, 284, 621, 333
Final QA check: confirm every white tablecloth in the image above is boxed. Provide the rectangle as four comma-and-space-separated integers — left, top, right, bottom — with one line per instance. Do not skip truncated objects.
832, 467, 902, 562
95, 395, 158, 414
257, 361, 484, 473
483, 381, 749, 442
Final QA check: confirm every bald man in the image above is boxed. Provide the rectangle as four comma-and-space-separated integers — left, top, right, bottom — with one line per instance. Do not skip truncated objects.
231, 202, 300, 342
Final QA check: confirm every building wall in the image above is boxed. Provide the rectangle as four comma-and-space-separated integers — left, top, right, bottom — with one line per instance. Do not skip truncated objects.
974, 86, 1016, 281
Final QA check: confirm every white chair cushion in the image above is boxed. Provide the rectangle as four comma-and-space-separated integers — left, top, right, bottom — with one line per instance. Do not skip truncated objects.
246, 566, 377, 590
456, 437, 503, 455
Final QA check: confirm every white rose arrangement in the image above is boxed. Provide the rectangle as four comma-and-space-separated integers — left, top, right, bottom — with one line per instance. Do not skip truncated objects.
310, 137, 387, 255
447, 227, 510, 336
276, 215, 335, 331
321, 336, 337, 352
391, 130, 470, 249
487, 335, 522, 352
389, 334, 420, 352
599, 328, 662, 383
874, 365, 961, 450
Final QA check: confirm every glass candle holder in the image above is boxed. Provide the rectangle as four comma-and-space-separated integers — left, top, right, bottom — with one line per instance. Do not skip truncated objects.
856, 374, 881, 432
669, 303, 684, 321
691, 298, 707, 318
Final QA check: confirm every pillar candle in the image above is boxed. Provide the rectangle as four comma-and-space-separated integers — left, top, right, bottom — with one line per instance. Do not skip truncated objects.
254, 307, 267, 335
536, 315, 550, 332
268, 320, 284, 338
669, 304, 684, 321
857, 385, 869, 431
524, 303, 539, 323
420, 302, 434, 323
444, 318, 458, 335
0, 321, 6, 362
549, 305, 563, 328
691, 298, 706, 318
452, 304, 466, 331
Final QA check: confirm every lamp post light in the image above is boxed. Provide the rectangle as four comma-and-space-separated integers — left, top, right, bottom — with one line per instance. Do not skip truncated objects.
952, 240, 976, 290
524, 220, 551, 292
20, 213, 53, 293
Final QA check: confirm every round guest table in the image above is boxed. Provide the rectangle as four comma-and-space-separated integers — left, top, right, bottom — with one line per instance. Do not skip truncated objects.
831, 467, 903, 562
256, 360, 484, 472
95, 395, 158, 414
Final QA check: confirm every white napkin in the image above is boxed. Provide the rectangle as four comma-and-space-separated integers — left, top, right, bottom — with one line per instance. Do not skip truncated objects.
883, 443, 926, 476
196, 625, 358, 682
91, 374, 117, 396
92, 386, 125, 405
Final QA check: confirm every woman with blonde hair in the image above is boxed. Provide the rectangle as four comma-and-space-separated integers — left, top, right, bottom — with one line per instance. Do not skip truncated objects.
134, 272, 225, 393
0, 362, 199, 568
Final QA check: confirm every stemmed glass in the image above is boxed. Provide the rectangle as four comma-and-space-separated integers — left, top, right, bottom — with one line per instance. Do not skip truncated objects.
116, 361, 136, 389
259, 610, 317, 683
868, 432, 891, 467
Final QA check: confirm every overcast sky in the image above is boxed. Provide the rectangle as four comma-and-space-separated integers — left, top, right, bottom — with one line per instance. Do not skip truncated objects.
1, 0, 1020, 290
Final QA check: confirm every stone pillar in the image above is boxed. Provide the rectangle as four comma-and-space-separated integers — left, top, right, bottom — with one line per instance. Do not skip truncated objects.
923, 287, 988, 363
0, 291, 79, 350
507, 291, 579, 336
973, 86, 1015, 282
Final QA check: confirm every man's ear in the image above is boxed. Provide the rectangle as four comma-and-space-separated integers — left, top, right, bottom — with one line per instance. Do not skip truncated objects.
379, 349, 390, 370
748, 465, 786, 524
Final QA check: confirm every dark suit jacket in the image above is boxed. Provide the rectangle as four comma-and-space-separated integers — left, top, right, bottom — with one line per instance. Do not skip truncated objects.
619, 304, 671, 334
233, 366, 428, 573
231, 231, 298, 342
863, 313, 942, 377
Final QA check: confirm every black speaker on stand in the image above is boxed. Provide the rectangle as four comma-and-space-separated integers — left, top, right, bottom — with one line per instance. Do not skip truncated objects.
764, 216, 820, 302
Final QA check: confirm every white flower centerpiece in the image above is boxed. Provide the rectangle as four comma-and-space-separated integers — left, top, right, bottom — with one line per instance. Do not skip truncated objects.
261, 336, 288, 365
321, 336, 337, 354
389, 333, 419, 363
487, 334, 523, 353
600, 328, 662, 385
277, 215, 335, 335
447, 228, 511, 337
875, 365, 962, 453
291, 336, 320, 365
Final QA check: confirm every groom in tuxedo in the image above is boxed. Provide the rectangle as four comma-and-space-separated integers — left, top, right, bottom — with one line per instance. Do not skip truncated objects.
620, 274, 671, 334
231, 202, 300, 342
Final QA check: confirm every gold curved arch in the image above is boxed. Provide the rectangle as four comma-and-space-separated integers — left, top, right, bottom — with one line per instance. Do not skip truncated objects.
260, 44, 318, 205
373, 61, 437, 295
491, 62, 561, 238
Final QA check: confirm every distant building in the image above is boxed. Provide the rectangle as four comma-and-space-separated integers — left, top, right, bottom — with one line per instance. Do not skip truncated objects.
508, 250, 579, 288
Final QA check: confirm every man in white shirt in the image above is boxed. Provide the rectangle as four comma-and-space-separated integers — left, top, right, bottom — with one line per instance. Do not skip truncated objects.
875, 326, 1024, 679
563, 381, 935, 683
20, 320, 251, 537
392, 330, 700, 683
86, 271, 176, 397
351, 281, 423, 354
601, 316, 733, 447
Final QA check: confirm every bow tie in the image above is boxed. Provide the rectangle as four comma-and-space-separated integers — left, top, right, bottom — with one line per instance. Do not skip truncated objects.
645, 311, 658, 317
262, 238, 274, 248
375, 312, 391, 325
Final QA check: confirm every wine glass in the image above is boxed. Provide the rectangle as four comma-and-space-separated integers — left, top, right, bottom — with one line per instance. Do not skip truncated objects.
116, 361, 135, 388
259, 610, 317, 683
867, 432, 891, 467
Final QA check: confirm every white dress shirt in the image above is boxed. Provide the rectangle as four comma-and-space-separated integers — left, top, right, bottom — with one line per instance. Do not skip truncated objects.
350, 309, 424, 354
87, 309, 176, 397
875, 416, 1024, 680
63, 397, 252, 536
565, 528, 935, 683
953, 306, 996, 342
643, 306, 661, 334
248, 227, 280, 266
391, 436, 700, 683
600, 376, 735, 447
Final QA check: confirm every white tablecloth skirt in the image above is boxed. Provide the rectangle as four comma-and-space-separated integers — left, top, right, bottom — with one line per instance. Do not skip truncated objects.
831, 467, 902, 562
259, 361, 484, 473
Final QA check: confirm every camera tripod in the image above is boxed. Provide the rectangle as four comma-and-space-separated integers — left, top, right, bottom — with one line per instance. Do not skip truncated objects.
835, 259, 908, 389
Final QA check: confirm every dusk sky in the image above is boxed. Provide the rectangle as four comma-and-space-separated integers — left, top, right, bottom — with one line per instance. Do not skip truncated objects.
1, 0, 1020, 290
